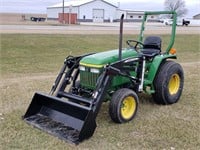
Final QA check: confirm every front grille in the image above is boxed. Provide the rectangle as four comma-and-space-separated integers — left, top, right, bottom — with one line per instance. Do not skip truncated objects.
80, 71, 99, 89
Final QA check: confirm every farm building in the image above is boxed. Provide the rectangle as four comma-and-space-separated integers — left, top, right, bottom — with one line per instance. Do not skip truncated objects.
47, 0, 159, 23
47, 0, 117, 23
116, 9, 159, 22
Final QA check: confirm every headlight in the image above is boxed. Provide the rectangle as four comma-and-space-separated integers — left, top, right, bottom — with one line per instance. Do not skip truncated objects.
90, 68, 100, 73
79, 66, 85, 71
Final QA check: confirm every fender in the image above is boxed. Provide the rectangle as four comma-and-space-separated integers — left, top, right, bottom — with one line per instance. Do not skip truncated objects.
144, 54, 176, 93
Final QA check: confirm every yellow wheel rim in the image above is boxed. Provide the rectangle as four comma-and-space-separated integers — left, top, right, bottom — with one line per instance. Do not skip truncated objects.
121, 96, 136, 120
168, 74, 180, 95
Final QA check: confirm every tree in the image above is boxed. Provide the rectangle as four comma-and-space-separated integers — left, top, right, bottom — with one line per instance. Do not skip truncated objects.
164, 0, 188, 18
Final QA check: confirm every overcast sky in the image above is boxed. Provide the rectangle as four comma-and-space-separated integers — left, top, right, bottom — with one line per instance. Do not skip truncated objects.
1, 0, 199, 17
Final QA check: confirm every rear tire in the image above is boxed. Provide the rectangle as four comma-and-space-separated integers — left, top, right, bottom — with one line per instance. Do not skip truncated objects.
109, 88, 138, 123
153, 61, 184, 105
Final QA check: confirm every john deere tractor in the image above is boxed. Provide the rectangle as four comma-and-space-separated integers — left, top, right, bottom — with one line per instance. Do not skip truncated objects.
23, 11, 184, 144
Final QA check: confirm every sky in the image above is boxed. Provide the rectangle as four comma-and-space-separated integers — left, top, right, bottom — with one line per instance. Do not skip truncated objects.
0, 0, 199, 18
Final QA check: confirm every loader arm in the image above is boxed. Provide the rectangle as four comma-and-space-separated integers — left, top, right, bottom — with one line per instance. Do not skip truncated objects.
50, 54, 94, 95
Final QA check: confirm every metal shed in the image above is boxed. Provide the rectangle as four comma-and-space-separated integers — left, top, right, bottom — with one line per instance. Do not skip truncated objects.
47, 0, 117, 23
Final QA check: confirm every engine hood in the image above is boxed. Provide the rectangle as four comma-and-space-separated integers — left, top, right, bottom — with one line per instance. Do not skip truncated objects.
80, 49, 138, 68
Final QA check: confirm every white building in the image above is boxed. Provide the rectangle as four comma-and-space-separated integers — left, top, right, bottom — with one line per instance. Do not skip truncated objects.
47, 0, 117, 22
117, 9, 159, 22
47, 0, 159, 23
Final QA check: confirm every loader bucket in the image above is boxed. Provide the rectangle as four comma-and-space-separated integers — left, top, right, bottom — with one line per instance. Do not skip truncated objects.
23, 92, 96, 144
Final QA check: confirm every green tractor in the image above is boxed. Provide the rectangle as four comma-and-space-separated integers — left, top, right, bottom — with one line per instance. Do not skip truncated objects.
23, 11, 184, 144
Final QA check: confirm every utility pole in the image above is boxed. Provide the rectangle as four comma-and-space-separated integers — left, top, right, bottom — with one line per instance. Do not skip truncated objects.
62, 0, 65, 24
69, 5, 72, 25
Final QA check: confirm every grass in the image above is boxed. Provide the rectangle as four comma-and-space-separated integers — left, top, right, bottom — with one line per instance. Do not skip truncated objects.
0, 34, 200, 150
0, 34, 119, 76
1, 34, 199, 76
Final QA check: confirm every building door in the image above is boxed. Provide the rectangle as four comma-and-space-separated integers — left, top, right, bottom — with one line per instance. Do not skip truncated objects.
93, 9, 104, 22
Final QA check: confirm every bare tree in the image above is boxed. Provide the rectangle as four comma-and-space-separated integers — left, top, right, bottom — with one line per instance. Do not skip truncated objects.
164, 0, 188, 18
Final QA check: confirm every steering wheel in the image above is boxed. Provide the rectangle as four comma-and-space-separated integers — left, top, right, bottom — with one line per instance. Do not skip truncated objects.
126, 40, 144, 52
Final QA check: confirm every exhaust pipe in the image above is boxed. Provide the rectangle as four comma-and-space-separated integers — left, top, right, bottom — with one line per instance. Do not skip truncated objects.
119, 14, 124, 60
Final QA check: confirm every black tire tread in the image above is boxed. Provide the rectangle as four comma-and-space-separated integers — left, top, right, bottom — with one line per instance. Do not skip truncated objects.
153, 60, 184, 105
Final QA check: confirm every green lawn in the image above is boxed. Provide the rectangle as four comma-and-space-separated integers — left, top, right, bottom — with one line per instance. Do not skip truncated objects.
1, 34, 199, 75
0, 34, 200, 150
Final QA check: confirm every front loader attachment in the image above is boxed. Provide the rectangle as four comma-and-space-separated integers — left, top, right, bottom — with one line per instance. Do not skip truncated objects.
23, 54, 112, 144
23, 92, 96, 144
23, 55, 143, 144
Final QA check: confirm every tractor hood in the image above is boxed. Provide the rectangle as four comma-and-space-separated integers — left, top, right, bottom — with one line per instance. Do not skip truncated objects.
80, 49, 137, 68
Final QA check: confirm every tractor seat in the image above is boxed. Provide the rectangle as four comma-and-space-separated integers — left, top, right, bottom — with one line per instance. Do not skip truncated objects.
141, 36, 162, 57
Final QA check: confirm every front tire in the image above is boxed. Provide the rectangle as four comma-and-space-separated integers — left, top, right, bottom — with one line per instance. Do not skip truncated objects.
153, 61, 184, 105
109, 88, 139, 123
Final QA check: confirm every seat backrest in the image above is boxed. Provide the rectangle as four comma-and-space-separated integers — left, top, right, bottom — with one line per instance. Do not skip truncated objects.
143, 36, 162, 50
